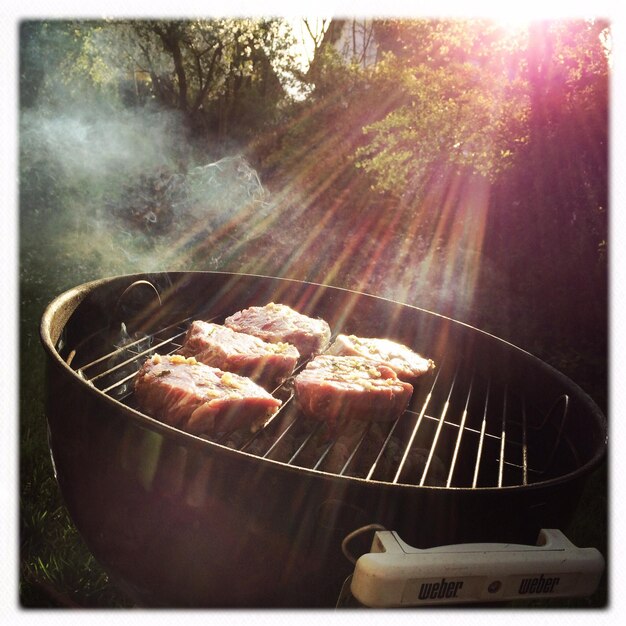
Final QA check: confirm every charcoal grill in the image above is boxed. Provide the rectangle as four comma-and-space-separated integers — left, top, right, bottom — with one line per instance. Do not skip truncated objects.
40, 271, 607, 607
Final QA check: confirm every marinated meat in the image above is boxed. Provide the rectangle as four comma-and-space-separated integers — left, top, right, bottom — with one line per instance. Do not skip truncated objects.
224, 302, 331, 359
133, 354, 281, 436
293, 354, 413, 429
326, 334, 435, 382
178, 320, 299, 390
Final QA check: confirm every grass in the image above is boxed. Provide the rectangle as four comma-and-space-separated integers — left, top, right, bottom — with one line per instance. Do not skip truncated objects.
19, 256, 134, 608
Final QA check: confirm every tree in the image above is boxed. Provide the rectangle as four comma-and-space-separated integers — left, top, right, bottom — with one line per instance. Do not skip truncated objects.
132, 19, 299, 138
487, 19, 609, 348
353, 19, 529, 194
42, 19, 301, 140
521, 19, 609, 251
263, 17, 608, 358
19, 21, 110, 108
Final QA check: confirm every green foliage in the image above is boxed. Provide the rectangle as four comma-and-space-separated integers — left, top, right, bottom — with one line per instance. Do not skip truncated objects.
91, 18, 299, 137
354, 21, 529, 193
21, 18, 304, 142
20, 21, 104, 108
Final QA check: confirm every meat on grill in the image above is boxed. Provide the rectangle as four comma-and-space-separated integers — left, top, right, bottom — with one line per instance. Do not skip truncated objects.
326, 334, 435, 382
177, 320, 299, 390
224, 302, 331, 359
133, 354, 282, 436
294, 354, 413, 429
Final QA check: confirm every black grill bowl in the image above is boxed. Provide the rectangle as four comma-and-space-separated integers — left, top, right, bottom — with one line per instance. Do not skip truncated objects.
40, 271, 607, 607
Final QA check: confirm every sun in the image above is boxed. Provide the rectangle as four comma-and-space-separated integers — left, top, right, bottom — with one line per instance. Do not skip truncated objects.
495, 17, 534, 36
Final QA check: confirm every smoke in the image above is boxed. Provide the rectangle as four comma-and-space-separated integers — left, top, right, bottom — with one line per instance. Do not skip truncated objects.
18, 19, 283, 295
21, 106, 183, 182
19, 22, 484, 324
19, 100, 273, 289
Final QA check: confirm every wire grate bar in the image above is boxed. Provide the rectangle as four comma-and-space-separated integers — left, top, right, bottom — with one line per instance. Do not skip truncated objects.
446, 373, 474, 487
472, 382, 490, 488
261, 410, 302, 459
339, 422, 374, 476
78, 316, 196, 374
88, 329, 187, 385
364, 415, 403, 481
419, 365, 459, 486
98, 336, 186, 396
312, 437, 337, 471
288, 420, 325, 465
392, 364, 443, 484
64, 306, 569, 488
522, 398, 528, 486
498, 387, 508, 488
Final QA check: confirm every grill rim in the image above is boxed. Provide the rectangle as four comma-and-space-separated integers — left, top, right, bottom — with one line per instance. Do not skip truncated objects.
40, 270, 608, 494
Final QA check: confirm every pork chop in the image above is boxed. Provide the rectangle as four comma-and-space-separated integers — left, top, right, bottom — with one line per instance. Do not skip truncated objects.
326, 334, 435, 382
133, 354, 282, 436
178, 320, 299, 390
224, 302, 331, 359
293, 354, 413, 429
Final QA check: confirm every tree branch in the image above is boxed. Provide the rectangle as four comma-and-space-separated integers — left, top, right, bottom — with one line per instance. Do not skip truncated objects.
192, 43, 223, 112
154, 22, 189, 112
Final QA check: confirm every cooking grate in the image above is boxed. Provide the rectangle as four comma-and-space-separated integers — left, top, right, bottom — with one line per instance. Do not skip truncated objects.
66, 316, 574, 490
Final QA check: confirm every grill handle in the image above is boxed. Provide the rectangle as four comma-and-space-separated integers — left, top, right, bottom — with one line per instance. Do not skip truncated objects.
111, 279, 163, 333
350, 528, 604, 607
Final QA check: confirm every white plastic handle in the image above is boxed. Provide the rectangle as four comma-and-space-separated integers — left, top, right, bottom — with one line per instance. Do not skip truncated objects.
350, 529, 605, 607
